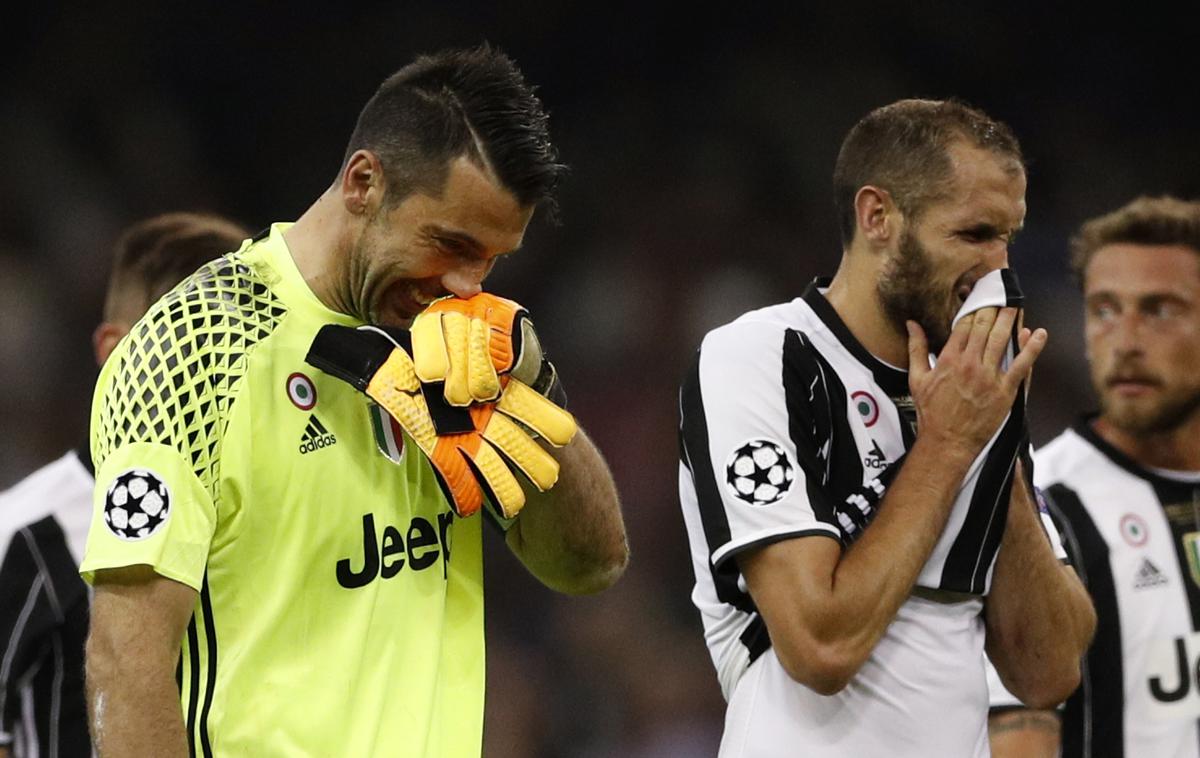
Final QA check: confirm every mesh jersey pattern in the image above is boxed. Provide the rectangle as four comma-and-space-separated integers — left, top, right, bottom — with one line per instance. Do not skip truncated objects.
93, 253, 288, 498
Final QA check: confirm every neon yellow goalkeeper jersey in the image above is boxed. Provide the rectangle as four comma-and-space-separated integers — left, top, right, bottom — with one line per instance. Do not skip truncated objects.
80, 223, 486, 758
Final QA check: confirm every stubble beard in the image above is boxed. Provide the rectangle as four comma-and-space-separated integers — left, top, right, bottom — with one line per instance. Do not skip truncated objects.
1100, 381, 1200, 437
877, 230, 957, 355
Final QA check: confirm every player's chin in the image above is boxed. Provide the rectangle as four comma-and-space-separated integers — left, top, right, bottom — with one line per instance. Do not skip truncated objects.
373, 290, 424, 328
1103, 396, 1167, 433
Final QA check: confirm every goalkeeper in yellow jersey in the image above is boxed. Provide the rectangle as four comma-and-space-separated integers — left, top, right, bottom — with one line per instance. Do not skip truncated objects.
80, 45, 628, 758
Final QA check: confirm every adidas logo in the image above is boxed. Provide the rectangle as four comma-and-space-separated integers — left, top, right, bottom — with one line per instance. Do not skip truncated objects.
299, 415, 337, 455
863, 439, 888, 470
1134, 558, 1168, 590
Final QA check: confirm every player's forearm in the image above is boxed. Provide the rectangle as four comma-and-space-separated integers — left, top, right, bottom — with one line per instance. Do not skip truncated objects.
506, 428, 628, 595
988, 709, 1061, 758
986, 478, 1095, 708
87, 568, 196, 757
821, 437, 977, 662
86, 632, 189, 757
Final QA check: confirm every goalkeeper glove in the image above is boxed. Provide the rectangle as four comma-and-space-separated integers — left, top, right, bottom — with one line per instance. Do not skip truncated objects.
411, 293, 566, 408
305, 325, 575, 519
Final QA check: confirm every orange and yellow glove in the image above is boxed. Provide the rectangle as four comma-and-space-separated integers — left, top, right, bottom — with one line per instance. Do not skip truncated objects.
410, 293, 565, 408
305, 322, 575, 519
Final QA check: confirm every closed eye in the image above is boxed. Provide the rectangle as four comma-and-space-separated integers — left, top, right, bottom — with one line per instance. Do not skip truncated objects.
956, 225, 1020, 246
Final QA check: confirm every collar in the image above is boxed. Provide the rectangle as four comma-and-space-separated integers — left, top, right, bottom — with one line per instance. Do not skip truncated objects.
253, 222, 361, 327
802, 277, 909, 397
1072, 414, 1200, 494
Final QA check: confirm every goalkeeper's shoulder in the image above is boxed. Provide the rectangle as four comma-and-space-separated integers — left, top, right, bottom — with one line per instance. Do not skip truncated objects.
92, 254, 284, 462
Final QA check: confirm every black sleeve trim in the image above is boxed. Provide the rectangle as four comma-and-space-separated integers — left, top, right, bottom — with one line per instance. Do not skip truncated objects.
712, 528, 842, 570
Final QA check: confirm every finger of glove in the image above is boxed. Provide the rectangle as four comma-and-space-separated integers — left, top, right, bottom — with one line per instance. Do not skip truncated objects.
470, 439, 527, 518
437, 311, 475, 406
467, 316, 502, 402
365, 350, 440, 453
427, 294, 524, 375
411, 312, 450, 383
432, 434, 485, 517
497, 379, 577, 446
483, 412, 561, 492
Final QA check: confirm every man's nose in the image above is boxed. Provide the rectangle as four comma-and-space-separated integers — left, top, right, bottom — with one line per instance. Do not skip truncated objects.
440, 261, 489, 299
1112, 312, 1147, 354
985, 242, 1009, 271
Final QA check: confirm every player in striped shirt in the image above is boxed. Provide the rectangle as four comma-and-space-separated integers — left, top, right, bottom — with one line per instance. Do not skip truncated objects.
989, 196, 1200, 758
0, 213, 246, 758
679, 99, 1095, 756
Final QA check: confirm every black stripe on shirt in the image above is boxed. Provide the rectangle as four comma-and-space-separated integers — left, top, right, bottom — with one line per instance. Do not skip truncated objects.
939, 400, 1025, 594
801, 279, 909, 398
198, 574, 218, 758
185, 616, 201, 758
679, 352, 756, 614
782, 329, 861, 532
1046, 483, 1123, 758
740, 615, 772, 665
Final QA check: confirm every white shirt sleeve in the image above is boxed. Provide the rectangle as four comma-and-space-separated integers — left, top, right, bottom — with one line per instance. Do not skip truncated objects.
689, 320, 842, 569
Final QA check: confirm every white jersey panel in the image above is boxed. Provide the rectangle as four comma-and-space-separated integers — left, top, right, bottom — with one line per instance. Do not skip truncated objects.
720, 594, 989, 758
0, 451, 93, 562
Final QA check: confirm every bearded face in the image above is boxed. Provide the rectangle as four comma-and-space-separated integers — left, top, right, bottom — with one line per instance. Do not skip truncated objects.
1085, 243, 1200, 437
869, 142, 1026, 359
877, 228, 966, 353
1095, 364, 1200, 435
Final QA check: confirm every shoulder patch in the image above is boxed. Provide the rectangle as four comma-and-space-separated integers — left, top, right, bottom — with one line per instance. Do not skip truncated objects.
725, 439, 795, 506
103, 469, 171, 541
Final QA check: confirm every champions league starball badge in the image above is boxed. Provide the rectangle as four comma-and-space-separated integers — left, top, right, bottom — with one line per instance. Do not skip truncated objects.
725, 439, 795, 506
103, 469, 172, 541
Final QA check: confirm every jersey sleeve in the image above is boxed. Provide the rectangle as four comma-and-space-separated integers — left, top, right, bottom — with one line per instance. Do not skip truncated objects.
680, 321, 841, 569
80, 288, 228, 591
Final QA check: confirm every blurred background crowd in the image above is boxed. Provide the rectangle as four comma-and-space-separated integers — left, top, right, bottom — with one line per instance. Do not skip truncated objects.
2, 3, 1197, 756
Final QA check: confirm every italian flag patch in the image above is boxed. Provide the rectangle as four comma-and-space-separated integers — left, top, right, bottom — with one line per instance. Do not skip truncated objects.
370, 403, 406, 464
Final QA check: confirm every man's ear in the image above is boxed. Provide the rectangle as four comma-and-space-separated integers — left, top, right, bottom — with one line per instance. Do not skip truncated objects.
340, 150, 386, 216
854, 185, 901, 246
93, 322, 128, 366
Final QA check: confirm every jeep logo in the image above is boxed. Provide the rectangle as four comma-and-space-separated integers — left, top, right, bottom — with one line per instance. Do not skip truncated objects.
336, 512, 454, 589
1148, 632, 1200, 720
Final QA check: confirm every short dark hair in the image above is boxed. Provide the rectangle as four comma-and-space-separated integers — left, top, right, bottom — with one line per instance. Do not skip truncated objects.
832, 99, 1024, 247
104, 212, 248, 322
1070, 195, 1200, 287
341, 45, 565, 212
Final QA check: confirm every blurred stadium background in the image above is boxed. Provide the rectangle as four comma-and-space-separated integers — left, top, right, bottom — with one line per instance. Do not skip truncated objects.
2, 4, 1197, 756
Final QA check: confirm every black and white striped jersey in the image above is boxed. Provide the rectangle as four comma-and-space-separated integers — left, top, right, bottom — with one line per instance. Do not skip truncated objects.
0, 448, 94, 758
989, 420, 1200, 758
678, 273, 1038, 756
679, 275, 1027, 688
